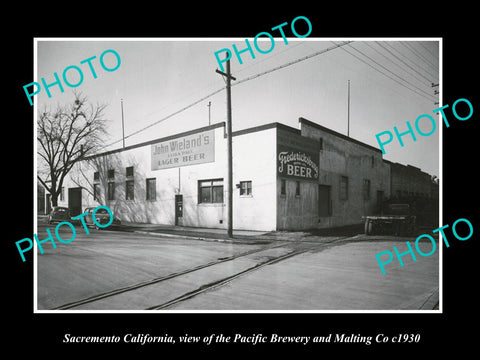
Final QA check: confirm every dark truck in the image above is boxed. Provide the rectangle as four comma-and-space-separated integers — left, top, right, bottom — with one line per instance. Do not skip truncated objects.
363, 203, 416, 236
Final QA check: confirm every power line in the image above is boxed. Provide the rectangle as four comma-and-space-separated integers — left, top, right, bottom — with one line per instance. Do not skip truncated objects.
417, 41, 438, 60
334, 42, 437, 102
372, 41, 433, 85
234, 41, 353, 86
233, 40, 306, 76
399, 41, 439, 74
125, 42, 313, 129
347, 43, 436, 99
99, 41, 353, 151
381, 41, 438, 80
99, 86, 225, 150
401, 41, 438, 70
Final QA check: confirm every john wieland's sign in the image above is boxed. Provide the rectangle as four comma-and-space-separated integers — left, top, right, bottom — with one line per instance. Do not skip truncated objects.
151, 130, 215, 170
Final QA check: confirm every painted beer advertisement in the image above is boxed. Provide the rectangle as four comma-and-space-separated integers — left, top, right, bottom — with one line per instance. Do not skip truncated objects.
277, 128, 319, 181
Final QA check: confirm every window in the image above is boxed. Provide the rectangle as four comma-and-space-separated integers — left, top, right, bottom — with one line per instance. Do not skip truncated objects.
93, 183, 100, 201
126, 180, 134, 200
363, 179, 371, 200
280, 179, 286, 196
295, 181, 301, 196
146, 178, 156, 201
371, 155, 375, 168
239, 181, 252, 196
126, 166, 134, 178
93, 171, 100, 181
340, 176, 348, 200
198, 179, 224, 204
107, 169, 115, 180
107, 182, 115, 200
319, 138, 323, 151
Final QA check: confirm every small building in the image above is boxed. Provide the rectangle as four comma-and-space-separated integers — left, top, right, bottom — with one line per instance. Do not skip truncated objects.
54, 117, 434, 231
386, 161, 433, 200
383, 160, 439, 225
297, 117, 391, 229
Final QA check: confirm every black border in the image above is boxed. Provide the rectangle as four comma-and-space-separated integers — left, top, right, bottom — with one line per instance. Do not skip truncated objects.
7, 4, 478, 355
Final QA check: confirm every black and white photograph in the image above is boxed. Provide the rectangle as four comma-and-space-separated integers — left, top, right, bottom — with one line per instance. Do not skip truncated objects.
33, 38, 441, 312
6, 6, 478, 355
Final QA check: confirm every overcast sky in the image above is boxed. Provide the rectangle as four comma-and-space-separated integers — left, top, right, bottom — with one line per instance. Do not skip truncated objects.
36, 38, 440, 177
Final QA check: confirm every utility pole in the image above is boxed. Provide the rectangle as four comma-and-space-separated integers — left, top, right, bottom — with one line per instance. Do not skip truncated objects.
216, 58, 236, 238
347, 80, 350, 137
121, 98, 125, 148
207, 101, 211, 126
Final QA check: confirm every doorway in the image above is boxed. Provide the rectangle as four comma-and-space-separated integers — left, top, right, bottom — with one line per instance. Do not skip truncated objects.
175, 194, 183, 226
318, 185, 331, 217
68, 187, 82, 216
46, 194, 52, 214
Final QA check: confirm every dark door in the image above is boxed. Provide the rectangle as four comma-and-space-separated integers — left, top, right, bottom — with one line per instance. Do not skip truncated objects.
175, 194, 183, 225
376, 190, 384, 213
68, 187, 82, 217
46, 194, 52, 214
318, 185, 331, 217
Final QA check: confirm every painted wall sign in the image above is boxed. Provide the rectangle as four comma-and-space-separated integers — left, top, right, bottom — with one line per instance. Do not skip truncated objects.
277, 129, 319, 181
151, 130, 215, 170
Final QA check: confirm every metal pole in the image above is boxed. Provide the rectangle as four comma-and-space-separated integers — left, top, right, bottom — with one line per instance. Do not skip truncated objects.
347, 80, 350, 137
208, 101, 211, 126
121, 98, 125, 148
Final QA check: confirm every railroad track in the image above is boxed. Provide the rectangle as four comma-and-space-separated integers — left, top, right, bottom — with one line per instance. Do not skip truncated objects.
52, 235, 356, 310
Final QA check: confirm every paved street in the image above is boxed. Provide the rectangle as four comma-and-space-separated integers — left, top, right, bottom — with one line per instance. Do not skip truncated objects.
36, 221, 439, 311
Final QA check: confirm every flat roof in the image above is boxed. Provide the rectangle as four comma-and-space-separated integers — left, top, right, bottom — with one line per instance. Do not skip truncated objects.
299, 117, 382, 154
86, 122, 226, 160
87, 118, 380, 160
231, 122, 300, 137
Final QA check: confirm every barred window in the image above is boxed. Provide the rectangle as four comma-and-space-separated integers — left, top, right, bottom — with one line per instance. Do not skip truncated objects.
107, 182, 115, 200
126, 180, 134, 200
93, 183, 100, 201
363, 179, 371, 200
340, 176, 348, 200
146, 178, 156, 201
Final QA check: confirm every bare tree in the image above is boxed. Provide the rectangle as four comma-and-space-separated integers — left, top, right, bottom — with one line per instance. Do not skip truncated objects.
70, 153, 122, 211
37, 93, 108, 207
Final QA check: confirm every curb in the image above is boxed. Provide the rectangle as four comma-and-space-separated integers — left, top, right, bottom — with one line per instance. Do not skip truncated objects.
132, 230, 254, 244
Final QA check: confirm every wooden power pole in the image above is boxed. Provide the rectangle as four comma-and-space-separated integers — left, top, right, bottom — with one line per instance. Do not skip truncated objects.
216, 58, 236, 238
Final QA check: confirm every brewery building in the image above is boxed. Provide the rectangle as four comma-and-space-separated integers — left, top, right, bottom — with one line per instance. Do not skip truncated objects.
42, 117, 438, 231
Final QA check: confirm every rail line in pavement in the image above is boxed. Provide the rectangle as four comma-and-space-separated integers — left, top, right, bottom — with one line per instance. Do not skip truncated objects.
52, 235, 356, 310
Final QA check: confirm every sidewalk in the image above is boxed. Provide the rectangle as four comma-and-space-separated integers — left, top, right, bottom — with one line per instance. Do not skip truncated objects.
37, 214, 364, 243
116, 221, 311, 243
